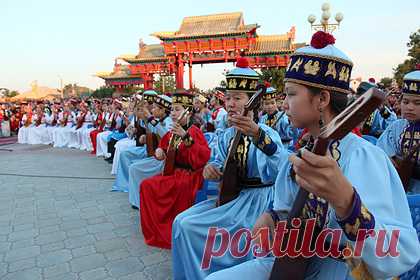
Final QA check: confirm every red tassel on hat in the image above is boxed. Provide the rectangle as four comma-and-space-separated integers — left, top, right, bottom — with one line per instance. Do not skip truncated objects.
416, 64, 420, 70
236, 56, 249, 68
310, 31, 336, 49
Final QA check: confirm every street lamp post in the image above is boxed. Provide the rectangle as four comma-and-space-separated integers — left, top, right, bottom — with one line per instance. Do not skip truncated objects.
307, 3, 343, 33
58, 76, 64, 98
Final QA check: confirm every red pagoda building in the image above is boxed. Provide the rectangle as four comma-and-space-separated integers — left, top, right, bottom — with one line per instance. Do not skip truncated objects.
97, 12, 301, 91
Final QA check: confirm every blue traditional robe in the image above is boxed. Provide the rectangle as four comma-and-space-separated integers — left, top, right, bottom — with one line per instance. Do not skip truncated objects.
362, 107, 397, 137
107, 116, 127, 142
115, 116, 172, 206
112, 116, 172, 194
259, 111, 300, 151
172, 124, 284, 280
128, 157, 164, 208
377, 119, 420, 193
206, 133, 420, 280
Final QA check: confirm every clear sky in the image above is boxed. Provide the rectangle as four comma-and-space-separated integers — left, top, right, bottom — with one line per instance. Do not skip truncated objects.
1, 0, 419, 93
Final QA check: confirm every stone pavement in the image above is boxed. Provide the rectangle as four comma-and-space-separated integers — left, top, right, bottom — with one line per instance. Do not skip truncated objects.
0, 144, 171, 280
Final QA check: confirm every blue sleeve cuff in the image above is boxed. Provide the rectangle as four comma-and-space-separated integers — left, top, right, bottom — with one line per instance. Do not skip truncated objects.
336, 188, 375, 242
253, 128, 277, 156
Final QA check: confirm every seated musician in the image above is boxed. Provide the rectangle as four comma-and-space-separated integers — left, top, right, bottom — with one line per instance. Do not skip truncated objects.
139, 90, 210, 249
17, 104, 33, 144
377, 65, 420, 193
53, 103, 76, 148
110, 98, 141, 175
89, 101, 107, 154
259, 85, 300, 150
193, 94, 212, 132
27, 105, 51, 145
357, 81, 397, 139
125, 94, 173, 207
193, 94, 219, 160
208, 90, 227, 133
112, 100, 148, 191
79, 101, 99, 152
206, 31, 420, 280
96, 100, 121, 157
104, 99, 129, 161
73, 102, 94, 151
105, 107, 133, 164
112, 91, 159, 192
171, 57, 284, 280
46, 102, 60, 145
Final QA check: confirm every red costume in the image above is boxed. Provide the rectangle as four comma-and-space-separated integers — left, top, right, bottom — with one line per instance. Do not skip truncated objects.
89, 112, 105, 154
140, 125, 211, 249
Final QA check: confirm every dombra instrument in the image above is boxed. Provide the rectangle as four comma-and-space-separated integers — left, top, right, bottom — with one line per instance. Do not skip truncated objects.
217, 84, 266, 206
162, 108, 191, 176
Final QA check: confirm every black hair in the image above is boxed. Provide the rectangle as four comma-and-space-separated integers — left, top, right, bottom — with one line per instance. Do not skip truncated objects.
307, 86, 348, 115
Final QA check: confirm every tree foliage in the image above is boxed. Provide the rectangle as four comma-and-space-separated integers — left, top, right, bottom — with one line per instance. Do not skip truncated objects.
258, 68, 286, 93
91, 87, 115, 99
393, 29, 420, 86
379, 77, 393, 88
2, 90, 20, 98
154, 75, 176, 93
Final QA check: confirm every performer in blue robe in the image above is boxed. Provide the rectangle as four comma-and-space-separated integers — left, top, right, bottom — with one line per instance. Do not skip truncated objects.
208, 90, 228, 135
112, 93, 172, 194
111, 91, 158, 191
357, 82, 398, 138
377, 66, 420, 194
126, 95, 173, 207
206, 31, 420, 280
259, 86, 300, 150
110, 112, 137, 174
105, 100, 128, 149
172, 58, 284, 280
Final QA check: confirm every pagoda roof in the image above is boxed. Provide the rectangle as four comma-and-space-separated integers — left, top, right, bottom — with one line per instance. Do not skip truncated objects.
121, 44, 167, 64
246, 33, 297, 56
152, 12, 259, 40
96, 65, 136, 80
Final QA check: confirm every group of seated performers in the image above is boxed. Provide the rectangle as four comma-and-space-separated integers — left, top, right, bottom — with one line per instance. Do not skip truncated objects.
14, 31, 420, 280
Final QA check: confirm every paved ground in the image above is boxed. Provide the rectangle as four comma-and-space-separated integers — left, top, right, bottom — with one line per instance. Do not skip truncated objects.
0, 144, 171, 280
0, 136, 17, 146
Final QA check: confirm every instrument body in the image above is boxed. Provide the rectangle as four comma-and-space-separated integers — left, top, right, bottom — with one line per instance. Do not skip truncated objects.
51, 111, 58, 126
217, 86, 266, 206
76, 112, 86, 129
393, 143, 420, 192
35, 113, 43, 127
162, 109, 191, 176
146, 130, 159, 157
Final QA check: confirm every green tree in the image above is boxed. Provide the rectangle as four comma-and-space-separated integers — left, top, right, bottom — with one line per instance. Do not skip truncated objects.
154, 75, 176, 93
394, 29, 420, 85
258, 68, 286, 93
91, 87, 115, 99
62, 84, 74, 98
379, 77, 393, 88
3, 90, 19, 98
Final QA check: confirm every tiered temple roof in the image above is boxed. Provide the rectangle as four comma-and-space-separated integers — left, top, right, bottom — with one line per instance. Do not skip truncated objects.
152, 12, 259, 40
121, 43, 167, 64
97, 12, 303, 89
96, 65, 142, 86
246, 35, 293, 56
